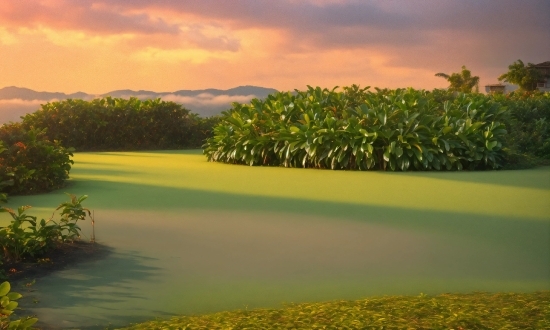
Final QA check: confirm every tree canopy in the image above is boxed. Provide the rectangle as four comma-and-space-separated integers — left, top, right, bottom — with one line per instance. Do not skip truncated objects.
498, 60, 544, 91
435, 66, 479, 93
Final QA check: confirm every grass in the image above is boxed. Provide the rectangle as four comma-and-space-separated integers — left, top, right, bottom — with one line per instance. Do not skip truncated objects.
1, 150, 549, 328
121, 291, 550, 329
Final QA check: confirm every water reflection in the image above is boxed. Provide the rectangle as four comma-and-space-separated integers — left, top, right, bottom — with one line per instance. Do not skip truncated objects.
16, 250, 163, 329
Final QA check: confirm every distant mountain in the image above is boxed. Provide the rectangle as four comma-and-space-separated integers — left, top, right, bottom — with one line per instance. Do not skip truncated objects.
0, 85, 278, 124
100, 86, 277, 99
0, 86, 90, 101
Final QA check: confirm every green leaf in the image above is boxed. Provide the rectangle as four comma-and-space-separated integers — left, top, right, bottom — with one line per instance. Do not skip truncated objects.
383, 148, 391, 162
412, 148, 422, 161
395, 146, 403, 158
289, 126, 300, 133
6, 292, 21, 300
5, 301, 17, 311
21, 318, 39, 327
0, 282, 10, 296
486, 140, 498, 151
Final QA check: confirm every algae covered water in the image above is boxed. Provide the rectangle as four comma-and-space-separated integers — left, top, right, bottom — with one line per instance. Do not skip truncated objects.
2, 150, 549, 329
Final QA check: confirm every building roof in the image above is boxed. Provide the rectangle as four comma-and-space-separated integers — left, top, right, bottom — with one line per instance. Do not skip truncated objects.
534, 61, 550, 67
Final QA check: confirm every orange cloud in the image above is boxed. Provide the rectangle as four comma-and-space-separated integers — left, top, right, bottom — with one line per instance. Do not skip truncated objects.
0, 0, 548, 93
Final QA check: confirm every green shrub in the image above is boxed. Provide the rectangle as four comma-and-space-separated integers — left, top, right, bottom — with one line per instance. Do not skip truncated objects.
204, 86, 508, 171
0, 194, 90, 263
0, 123, 73, 195
492, 91, 550, 160
20, 97, 218, 151
0, 281, 38, 330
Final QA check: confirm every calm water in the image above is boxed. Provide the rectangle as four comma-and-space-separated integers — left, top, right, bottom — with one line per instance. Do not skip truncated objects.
3, 151, 549, 329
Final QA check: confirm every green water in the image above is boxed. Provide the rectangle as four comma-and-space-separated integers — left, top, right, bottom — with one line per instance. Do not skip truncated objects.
2, 150, 549, 329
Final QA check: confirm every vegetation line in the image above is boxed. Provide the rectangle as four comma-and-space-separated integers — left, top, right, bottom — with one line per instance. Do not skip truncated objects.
121, 291, 550, 329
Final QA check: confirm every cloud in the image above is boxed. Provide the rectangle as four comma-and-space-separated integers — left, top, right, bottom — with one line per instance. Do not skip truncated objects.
162, 93, 258, 106
0, 99, 50, 124
0, 0, 180, 35
113, 93, 261, 117
89, 0, 550, 49
0, 1, 241, 53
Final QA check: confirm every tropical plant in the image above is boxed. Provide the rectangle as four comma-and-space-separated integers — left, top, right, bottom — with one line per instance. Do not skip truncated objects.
498, 59, 545, 91
204, 86, 508, 171
0, 281, 38, 330
0, 123, 73, 195
0, 194, 90, 263
435, 65, 480, 93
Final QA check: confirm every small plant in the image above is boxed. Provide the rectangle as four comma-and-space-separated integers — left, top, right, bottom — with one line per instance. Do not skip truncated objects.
0, 194, 90, 263
0, 281, 38, 330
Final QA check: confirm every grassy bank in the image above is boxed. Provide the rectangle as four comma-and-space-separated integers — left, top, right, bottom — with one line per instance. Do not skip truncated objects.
121, 291, 550, 329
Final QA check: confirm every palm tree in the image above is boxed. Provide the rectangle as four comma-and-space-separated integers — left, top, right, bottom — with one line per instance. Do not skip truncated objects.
435, 65, 480, 93
498, 60, 543, 91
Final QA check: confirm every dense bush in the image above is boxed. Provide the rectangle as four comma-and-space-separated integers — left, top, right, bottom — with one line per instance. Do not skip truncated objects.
492, 91, 550, 160
204, 86, 508, 171
0, 123, 73, 195
20, 97, 218, 151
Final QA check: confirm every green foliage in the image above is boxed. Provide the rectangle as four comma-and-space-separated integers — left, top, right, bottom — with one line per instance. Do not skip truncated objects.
498, 59, 545, 92
435, 65, 480, 93
0, 281, 38, 330
121, 291, 550, 330
204, 86, 508, 171
0, 123, 73, 195
0, 194, 90, 263
493, 91, 550, 160
20, 97, 219, 151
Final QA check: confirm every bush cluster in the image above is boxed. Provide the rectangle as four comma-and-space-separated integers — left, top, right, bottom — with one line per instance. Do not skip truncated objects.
204, 86, 508, 171
0, 124, 73, 195
20, 97, 218, 151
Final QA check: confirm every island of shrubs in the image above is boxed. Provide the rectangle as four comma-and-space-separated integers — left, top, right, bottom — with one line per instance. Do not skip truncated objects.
204, 86, 550, 171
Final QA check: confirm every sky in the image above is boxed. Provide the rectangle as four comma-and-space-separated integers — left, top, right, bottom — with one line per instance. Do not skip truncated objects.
0, 0, 549, 94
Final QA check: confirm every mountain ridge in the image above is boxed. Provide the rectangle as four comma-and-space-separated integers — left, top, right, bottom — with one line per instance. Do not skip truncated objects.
0, 85, 278, 101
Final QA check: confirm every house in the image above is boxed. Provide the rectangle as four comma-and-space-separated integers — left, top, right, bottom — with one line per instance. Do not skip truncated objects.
534, 61, 550, 92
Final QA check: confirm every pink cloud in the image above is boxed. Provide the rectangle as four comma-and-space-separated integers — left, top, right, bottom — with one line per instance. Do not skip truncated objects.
0, 0, 179, 35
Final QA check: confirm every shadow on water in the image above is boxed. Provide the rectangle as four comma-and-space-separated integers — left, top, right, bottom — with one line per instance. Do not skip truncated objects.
15, 249, 165, 330
20, 177, 550, 283
72, 179, 549, 240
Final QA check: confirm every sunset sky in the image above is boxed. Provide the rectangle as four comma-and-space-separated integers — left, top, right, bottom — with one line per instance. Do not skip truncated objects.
0, 0, 549, 94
